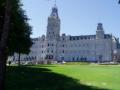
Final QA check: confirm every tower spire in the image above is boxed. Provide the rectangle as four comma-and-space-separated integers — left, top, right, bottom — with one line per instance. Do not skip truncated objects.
50, 0, 59, 18
54, 0, 56, 6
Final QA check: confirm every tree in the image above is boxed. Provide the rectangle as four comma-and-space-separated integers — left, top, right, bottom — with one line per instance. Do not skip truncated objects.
0, 0, 32, 89
0, 0, 12, 90
7, 3, 33, 66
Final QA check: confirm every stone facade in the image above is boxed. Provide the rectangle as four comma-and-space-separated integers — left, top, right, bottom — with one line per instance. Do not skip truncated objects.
10, 6, 120, 63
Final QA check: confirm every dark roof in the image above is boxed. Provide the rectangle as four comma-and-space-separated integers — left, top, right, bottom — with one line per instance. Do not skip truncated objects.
69, 34, 112, 41
104, 34, 112, 39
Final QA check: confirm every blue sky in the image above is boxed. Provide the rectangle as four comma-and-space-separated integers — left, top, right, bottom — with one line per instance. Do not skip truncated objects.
22, 0, 120, 38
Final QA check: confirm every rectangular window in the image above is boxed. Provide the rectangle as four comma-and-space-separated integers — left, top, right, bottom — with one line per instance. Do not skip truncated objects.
52, 44, 54, 46
51, 50, 53, 53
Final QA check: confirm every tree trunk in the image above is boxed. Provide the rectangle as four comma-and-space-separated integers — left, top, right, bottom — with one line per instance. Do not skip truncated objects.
18, 52, 21, 66
0, 51, 8, 90
0, 0, 11, 90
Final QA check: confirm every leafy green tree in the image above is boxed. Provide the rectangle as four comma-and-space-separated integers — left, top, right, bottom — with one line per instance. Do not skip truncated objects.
8, 2, 33, 66
0, 0, 32, 89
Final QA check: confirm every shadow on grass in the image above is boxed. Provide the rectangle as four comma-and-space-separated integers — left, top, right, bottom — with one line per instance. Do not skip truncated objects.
6, 66, 109, 90
24, 64, 57, 67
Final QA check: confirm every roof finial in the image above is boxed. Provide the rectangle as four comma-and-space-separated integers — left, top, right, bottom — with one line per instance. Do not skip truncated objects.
54, 0, 57, 7
50, 0, 58, 18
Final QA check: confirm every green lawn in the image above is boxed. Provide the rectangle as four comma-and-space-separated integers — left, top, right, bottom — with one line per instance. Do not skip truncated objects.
6, 64, 120, 90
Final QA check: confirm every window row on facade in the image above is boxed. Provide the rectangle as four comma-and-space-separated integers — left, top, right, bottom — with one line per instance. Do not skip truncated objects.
59, 43, 92, 48
59, 50, 92, 54
58, 56, 96, 62
23, 56, 37, 61
40, 50, 94, 55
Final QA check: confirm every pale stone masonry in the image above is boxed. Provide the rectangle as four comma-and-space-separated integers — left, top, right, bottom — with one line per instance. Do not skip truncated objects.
11, 5, 120, 63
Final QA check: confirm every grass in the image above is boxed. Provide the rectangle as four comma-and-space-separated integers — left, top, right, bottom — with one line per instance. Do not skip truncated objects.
6, 63, 120, 90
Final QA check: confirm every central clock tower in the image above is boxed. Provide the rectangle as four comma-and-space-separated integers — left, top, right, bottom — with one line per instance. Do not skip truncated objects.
45, 5, 60, 61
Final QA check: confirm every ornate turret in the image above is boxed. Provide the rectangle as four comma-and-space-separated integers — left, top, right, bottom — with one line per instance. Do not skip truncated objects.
50, 5, 59, 18
46, 4, 60, 40
96, 23, 104, 39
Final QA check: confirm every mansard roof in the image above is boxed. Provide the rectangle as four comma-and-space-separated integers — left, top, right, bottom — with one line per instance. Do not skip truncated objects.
104, 34, 112, 39
69, 34, 112, 41
69, 35, 96, 40
32, 34, 112, 41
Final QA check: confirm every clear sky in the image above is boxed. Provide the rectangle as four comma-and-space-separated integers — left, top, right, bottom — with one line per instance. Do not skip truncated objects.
22, 0, 120, 38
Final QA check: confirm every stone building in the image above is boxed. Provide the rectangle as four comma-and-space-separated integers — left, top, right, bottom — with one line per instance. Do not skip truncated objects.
11, 5, 120, 63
